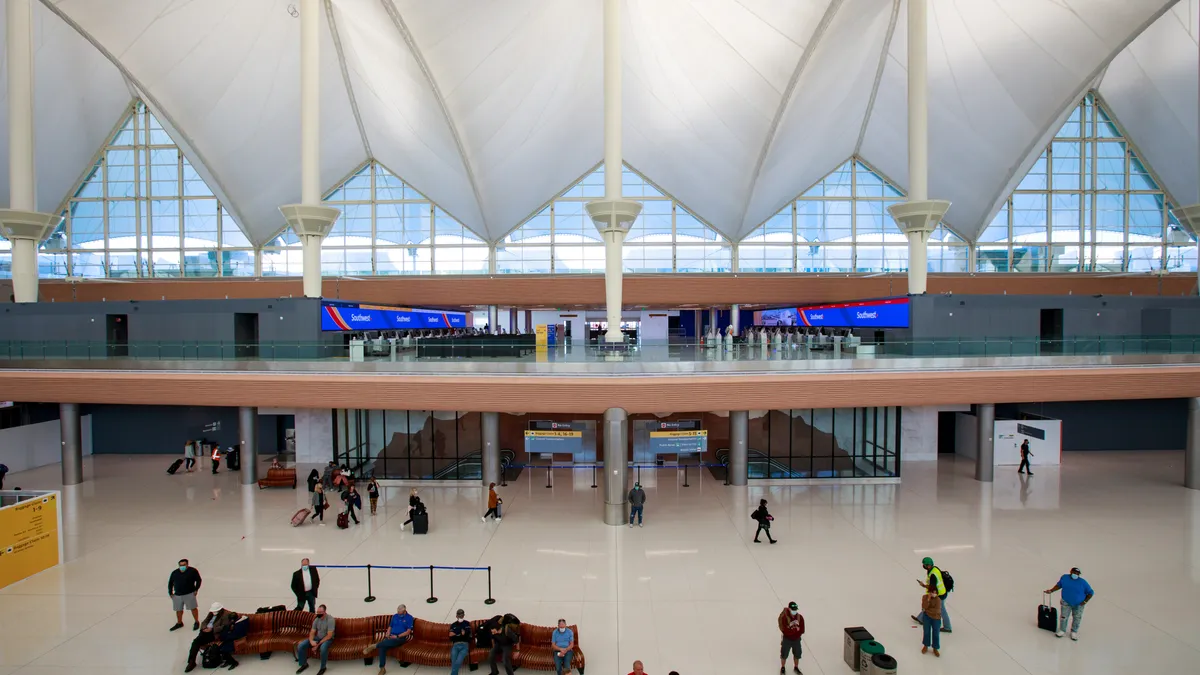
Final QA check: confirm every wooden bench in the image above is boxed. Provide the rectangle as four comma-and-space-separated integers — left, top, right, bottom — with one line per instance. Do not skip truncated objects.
256, 467, 297, 489
233, 611, 585, 672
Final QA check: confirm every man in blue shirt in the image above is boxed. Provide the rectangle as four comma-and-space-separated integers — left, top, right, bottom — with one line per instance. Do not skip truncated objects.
363, 604, 415, 674
1045, 567, 1094, 640
550, 619, 576, 675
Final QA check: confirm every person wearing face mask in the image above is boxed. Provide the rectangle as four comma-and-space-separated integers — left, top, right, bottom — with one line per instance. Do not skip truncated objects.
911, 556, 952, 634
628, 482, 646, 528
777, 601, 804, 674
168, 558, 203, 631
363, 604, 413, 675
550, 618, 576, 675
183, 602, 227, 672
295, 604, 335, 674
448, 608, 473, 675
1045, 567, 1094, 640
290, 558, 321, 612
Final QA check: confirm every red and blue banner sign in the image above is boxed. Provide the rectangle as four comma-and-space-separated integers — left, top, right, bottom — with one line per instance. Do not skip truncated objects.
760, 297, 909, 328
321, 301, 467, 331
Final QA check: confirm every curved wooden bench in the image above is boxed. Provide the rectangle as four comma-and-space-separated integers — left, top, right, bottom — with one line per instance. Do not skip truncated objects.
232, 611, 585, 672
257, 467, 297, 489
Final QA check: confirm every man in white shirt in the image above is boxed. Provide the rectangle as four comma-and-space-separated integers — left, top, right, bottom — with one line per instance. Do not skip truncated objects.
290, 558, 321, 612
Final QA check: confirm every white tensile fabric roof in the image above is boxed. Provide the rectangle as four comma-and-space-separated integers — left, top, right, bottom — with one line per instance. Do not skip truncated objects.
0, 0, 1194, 246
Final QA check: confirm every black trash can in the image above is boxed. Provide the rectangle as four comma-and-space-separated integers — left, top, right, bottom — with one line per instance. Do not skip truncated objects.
869, 653, 897, 675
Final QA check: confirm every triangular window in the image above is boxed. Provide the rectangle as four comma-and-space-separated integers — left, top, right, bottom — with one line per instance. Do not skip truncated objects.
497, 163, 730, 274
39, 101, 250, 279
981, 91, 1193, 273
739, 158, 967, 273
260, 161, 487, 277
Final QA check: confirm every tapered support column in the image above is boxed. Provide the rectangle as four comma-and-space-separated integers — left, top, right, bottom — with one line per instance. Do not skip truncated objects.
1186, 398, 1200, 490
59, 403, 82, 486
730, 304, 740, 335
975, 403, 995, 483
728, 410, 748, 486
1, 0, 61, 303
278, 0, 338, 299
887, 0, 949, 296
486, 306, 499, 332
481, 412, 500, 487
239, 407, 259, 485
602, 408, 629, 525
587, 0, 640, 344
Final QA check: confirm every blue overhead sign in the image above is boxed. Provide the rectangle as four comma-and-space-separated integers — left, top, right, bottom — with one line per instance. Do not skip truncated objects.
760, 298, 910, 328
321, 301, 467, 331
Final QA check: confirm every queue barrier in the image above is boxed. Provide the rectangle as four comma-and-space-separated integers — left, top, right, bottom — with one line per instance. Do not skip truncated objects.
313, 564, 496, 606
503, 462, 729, 489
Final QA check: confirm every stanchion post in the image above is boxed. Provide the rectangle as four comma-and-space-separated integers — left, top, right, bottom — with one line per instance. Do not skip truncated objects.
591, 464, 597, 489
545, 463, 552, 489
484, 566, 496, 605
501, 464, 508, 487
723, 462, 730, 486
683, 464, 689, 488
364, 563, 376, 603
637, 465, 641, 484
426, 565, 438, 604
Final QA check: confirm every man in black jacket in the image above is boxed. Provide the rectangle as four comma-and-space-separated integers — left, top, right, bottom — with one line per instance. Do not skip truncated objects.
291, 558, 321, 612
184, 602, 228, 672
168, 558, 203, 631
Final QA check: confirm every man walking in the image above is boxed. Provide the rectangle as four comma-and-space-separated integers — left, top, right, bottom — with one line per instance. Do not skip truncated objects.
1045, 567, 1094, 640
778, 601, 804, 674
628, 482, 646, 528
169, 558, 203, 631
290, 558, 320, 612
363, 604, 413, 675
210, 445, 221, 474
1018, 439, 1034, 475
911, 556, 952, 633
296, 604, 335, 674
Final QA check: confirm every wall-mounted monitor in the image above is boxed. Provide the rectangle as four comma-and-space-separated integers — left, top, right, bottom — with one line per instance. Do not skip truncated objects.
320, 301, 467, 331
758, 297, 910, 328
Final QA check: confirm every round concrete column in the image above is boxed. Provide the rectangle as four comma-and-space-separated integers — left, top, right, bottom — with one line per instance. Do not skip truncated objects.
602, 408, 629, 525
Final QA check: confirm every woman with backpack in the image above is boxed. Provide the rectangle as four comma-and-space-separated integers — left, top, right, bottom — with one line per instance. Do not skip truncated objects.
400, 488, 421, 530
752, 498, 777, 544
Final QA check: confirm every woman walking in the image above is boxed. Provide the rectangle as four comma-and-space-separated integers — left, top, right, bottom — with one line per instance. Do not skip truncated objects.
306, 469, 320, 493
184, 442, 196, 472
920, 583, 942, 657
752, 498, 777, 544
482, 483, 502, 522
311, 483, 327, 522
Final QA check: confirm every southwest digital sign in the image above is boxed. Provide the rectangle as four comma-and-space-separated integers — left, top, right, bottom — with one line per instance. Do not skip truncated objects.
321, 301, 467, 331
760, 297, 909, 328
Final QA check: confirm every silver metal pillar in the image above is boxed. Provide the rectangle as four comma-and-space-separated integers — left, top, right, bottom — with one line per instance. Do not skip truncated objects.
59, 403, 82, 486
602, 408, 629, 525
731, 304, 740, 334
728, 410, 748, 486
482, 412, 501, 487
975, 403, 995, 483
487, 305, 498, 332
1186, 397, 1200, 489
239, 406, 259, 485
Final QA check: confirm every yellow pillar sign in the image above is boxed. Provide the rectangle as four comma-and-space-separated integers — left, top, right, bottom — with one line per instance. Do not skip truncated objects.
0, 492, 61, 590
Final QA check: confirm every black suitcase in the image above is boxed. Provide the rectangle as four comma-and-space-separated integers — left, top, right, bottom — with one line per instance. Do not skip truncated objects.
167, 459, 184, 475
227, 449, 240, 471
1038, 593, 1058, 632
337, 511, 349, 529
411, 511, 429, 534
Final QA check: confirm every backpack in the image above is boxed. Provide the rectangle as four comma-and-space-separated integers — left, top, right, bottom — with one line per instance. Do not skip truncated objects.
201, 643, 223, 668
940, 568, 955, 593
751, 510, 759, 521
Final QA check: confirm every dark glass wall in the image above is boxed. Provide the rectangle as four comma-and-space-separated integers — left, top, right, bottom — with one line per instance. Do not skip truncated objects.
334, 409, 482, 480
746, 407, 900, 478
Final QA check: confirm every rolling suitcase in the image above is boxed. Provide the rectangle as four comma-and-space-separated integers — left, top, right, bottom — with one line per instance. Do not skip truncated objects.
411, 511, 429, 534
167, 459, 184, 475
1038, 593, 1058, 632
291, 508, 311, 527
337, 511, 349, 529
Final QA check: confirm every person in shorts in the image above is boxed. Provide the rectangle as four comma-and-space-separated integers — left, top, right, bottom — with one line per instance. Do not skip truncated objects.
778, 601, 804, 674
168, 558, 203, 631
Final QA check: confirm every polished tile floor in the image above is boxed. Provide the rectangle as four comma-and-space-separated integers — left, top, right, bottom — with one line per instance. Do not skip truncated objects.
2, 452, 1199, 674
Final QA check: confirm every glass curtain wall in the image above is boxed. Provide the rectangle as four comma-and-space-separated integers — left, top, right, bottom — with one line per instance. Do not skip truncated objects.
17, 101, 254, 280
260, 161, 490, 276
978, 91, 1197, 273
496, 163, 732, 273
739, 159, 967, 273
334, 409, 482, 480
745, 407, 900, 478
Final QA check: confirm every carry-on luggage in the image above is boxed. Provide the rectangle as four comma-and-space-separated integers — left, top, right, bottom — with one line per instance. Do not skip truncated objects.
337, 511, 349, 529
411, 511, 429, 534
1038, 593, 1058, 632
226, 449, 240, 471
201, 643, 223, 668
291, 508, 311, 527
167, 459, 184, 475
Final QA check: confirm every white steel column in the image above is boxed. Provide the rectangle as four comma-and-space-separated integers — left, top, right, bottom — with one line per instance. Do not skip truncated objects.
0, 0, 61, 303
279, 0, 338, 298
587, 0, 641, 344
888, 0, 949, 296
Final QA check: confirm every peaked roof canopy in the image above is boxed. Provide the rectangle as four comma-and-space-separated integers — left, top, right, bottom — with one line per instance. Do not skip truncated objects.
0, 0, 1194, 246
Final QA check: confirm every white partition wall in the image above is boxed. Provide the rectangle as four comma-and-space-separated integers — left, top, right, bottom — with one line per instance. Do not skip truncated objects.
994, 419, 1062, 467
0, 416, 92, 474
